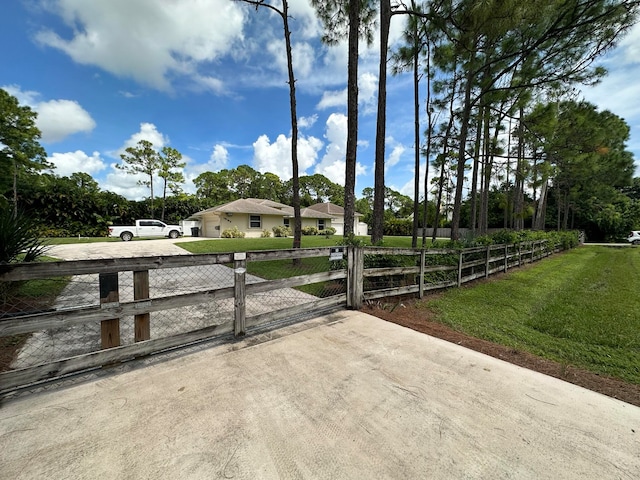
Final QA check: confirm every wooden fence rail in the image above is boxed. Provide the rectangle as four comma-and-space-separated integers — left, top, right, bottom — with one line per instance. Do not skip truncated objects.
1, 240, 563, 393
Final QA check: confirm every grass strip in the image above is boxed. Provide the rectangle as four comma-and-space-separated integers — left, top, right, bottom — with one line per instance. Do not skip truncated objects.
419, 246, 640, 384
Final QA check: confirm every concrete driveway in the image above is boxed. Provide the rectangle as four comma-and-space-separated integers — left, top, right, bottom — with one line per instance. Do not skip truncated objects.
46, 236, 207, 260
1, 311, 638, 479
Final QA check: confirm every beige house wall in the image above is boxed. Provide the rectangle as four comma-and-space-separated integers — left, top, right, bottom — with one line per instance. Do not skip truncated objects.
301, 218, 332, 231
197, 211, 335, 238
205, 213, 286, 238
326, 217, 367, 236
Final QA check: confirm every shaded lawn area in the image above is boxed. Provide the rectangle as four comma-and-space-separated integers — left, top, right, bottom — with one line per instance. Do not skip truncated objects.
417, 246, 640, 384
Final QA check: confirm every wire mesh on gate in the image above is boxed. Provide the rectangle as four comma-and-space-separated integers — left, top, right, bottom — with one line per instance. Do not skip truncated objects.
1, 262, 237, 372
245, 253, 347, 319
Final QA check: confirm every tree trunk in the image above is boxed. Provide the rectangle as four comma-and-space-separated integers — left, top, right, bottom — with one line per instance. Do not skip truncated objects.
282, 2, 302, 251
480, 106, 492, 235
514, 108, 525, 230
12, 156, 18, 217
470, 107, 482, 235
433, 75, 457, 243
161, 179, 167, 221
411, 19, 420, 249
421, 40, 432, 248
372, 0, 391, 245
149, 172, 155, 218
504, 118, 512, 228
533, 172, 548, 230
450, 67, 473, 241
343, 0, 360, 238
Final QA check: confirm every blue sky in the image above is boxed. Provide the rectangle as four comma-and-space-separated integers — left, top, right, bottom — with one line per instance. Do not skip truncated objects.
2, 0, 639, 201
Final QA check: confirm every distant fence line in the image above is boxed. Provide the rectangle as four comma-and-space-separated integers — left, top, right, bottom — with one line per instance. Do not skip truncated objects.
417, 228, 505, 238
1, 239, 562, 393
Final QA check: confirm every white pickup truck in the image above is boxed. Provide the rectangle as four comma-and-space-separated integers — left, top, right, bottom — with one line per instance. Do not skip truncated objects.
108, 219, 183, 242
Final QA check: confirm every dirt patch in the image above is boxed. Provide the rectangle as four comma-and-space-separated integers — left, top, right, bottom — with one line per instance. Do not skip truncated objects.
363, 296, 640, 407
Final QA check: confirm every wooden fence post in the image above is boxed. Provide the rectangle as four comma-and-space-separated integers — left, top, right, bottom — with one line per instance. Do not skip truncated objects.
531, 241, 535, 263
518, 243, 522, 267
99, 272, 120, 349
234, 252, 247, 336
457, 250, 463, 287
347, 246, 364, 309
134, 270, 150, 342
419, 250, 426, 299
485, 246, 491, 278
504, 245, 508, 272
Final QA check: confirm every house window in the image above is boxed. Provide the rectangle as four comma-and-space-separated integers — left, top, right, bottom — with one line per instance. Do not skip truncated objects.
284, 218, 290, 228
317, 219, 325, 230
249, 215, 261, 228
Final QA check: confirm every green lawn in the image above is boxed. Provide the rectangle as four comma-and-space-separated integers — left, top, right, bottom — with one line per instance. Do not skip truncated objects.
45, 237, 121, 245
44, 235, 426, 249
419, 246, 640, 384
178, 235, 418, 253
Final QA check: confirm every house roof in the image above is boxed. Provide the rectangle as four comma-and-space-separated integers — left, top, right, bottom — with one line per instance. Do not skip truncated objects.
190, 199, 342, 220
245, 198, 291, 210
307, 202, 362, 217
191, 199, 288, 217
256, 205, 334, 219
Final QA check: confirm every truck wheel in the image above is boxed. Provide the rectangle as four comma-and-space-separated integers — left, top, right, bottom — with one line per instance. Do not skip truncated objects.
633, 240, 640, 245
121, 232, 133, 242
168, 230, 179, 239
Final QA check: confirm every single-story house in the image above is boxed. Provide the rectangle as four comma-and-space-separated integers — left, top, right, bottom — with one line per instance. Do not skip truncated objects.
188, 198, 335, 238
306, 202, 368, 236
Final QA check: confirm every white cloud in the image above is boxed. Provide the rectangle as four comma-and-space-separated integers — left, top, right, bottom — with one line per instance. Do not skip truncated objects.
263, 38, 316, 82
293, 42, 315, 79
288, 0, 323, 40
314, 113, 367, 185
317, 88, 346, 110
1, 84, 39, 106
396, 161, 437, 199
116, 122, 169, 156
192, 75, 226, 95
358, 72, 378, 114
385, 140, 406, 171
209, 144, 229, 171
316, 72, 378, 112
252, 133, 323, 180
618, 22, 640, 65
47, 150, 106, 177
1, 85, 96, 143
299, 114, 318, 129
102, 166, 149, 201
35, 0, 246, 91
36, 99, 96, 143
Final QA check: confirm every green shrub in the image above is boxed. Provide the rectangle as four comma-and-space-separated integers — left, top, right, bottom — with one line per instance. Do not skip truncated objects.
0, 210, 49, 263
337, 234, 368, 247
261, 229, 272, 238
272, 225, 292, 237
221, 226, 245, 238
321, 227, 336, 237
36, 226, 71, 238
302, 226, 319, 235
383, 218, 412, 236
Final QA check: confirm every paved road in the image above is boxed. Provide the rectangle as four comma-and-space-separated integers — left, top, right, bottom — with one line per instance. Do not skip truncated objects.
2, 311, 639, 479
